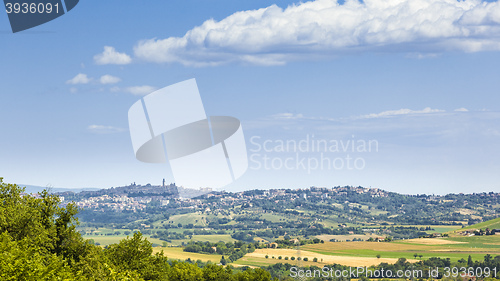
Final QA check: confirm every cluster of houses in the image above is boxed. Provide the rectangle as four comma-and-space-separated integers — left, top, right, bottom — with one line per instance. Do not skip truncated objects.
45, 184, 393, 214
72, 194, 150, 212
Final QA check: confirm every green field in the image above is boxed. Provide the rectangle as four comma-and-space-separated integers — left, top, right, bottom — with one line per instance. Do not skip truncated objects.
260, 213, 293, 223
83, 232, 236, 247
428, 225, 462, 233
161, 213, 209, 227
302, 236, 500, 262
315, 233, 383, 242
234, 235, 500, 268
166, 234, 237, 246
83, 234, 166, 246
152, 247, 222, 263
80, 216, 500, 269
453, 217, 500, 232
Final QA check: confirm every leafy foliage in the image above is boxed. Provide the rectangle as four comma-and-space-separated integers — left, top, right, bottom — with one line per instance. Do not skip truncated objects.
0, 178, 273, 280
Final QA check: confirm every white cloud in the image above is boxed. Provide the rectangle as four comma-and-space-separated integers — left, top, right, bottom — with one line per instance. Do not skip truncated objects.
134, 0, 500, 66
271, 113, 305, 120
454, 107, 469, 112
99, 74, 121, 84
87, 125, 126, 134
125, 85, 157, 96
359, 107, 445, 119
66, 73, 91, 84
94, 46, 132, 65
69, 87, 78, 94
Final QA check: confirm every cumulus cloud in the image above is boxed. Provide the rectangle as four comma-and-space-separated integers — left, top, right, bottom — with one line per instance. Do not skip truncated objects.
87, 125, 126, 134
125, 85, 157, 96
133, 0, 500, 66
66, 73, 90, 84
359, 107, 445, 119
454, 107, 469, 112
99, 74, 121, 84
94, 46, 132, 65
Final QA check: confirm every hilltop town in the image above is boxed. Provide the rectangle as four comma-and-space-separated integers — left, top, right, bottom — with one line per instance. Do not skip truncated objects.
54, 183, 389, 213
39, 182, 498, 243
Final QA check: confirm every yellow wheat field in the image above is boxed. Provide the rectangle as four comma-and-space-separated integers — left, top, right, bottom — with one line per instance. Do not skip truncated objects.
247, 249, 416, 267
403, 238, 466, 245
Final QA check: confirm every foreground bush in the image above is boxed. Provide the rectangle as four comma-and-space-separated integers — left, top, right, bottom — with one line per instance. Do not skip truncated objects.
0, 178, 273, 281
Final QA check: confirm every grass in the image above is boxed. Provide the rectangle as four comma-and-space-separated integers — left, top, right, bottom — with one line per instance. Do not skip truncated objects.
164, 234, 237, 246
315, 234, 381, 242
83, 235, 128, 245
452, 217, 500, 233
83, 234, 166, 246
259, 213, 292, 223
428, 225, 462, 233
162, 213, 210, 227
153, 247, 222, 263
446, 235, 500, 248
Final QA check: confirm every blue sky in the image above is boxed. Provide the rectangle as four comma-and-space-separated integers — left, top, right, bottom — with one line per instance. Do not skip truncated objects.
1, 0, 500, 194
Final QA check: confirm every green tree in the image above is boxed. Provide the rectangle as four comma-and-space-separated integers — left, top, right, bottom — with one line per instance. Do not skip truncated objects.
0, 178, 274, 281
468, 255, 474, 267
220, 255, 228, 265
169, 261, 203, 281
105, 232, 170, 280
203, 264, 233, 281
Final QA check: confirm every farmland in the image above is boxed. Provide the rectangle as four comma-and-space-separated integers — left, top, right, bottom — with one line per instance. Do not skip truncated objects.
152, 246, 223, 263
232, 235, 500, 268
67, 184, 500, 277
82, 223, 500, 269
82, 230, 236, 246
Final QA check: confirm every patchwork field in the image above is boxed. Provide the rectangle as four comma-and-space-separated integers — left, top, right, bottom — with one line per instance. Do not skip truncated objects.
80, 219, 500, 269
234, 235, 500, 268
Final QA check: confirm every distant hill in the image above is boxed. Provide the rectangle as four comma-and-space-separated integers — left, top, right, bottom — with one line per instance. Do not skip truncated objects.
20, 184, 100, 194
